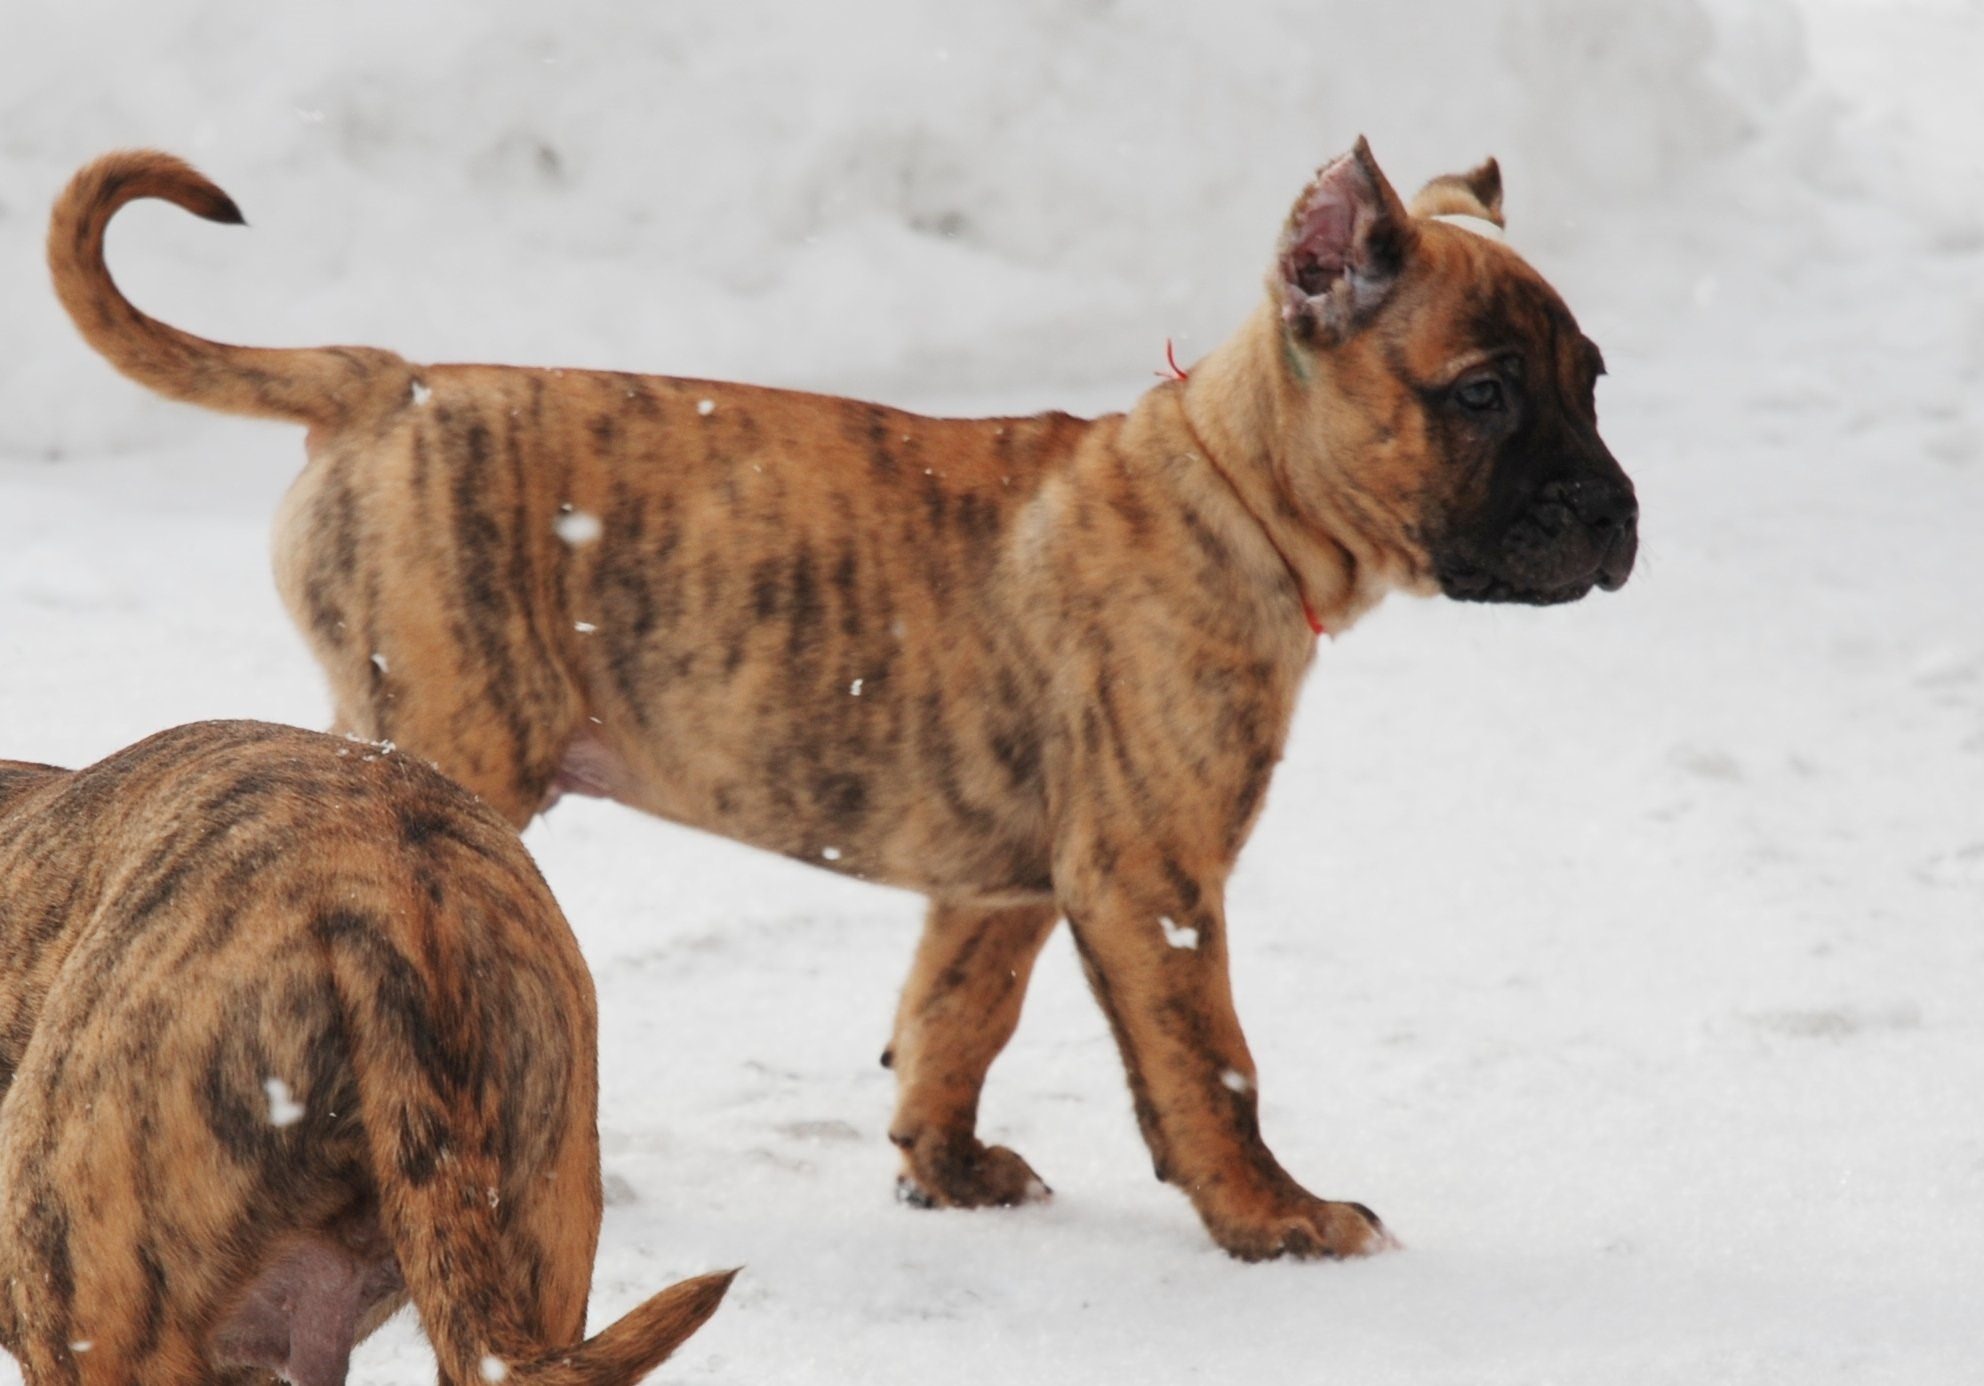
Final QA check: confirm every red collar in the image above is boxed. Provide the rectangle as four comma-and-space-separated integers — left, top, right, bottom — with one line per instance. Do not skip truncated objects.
1169, 376, 1328, 639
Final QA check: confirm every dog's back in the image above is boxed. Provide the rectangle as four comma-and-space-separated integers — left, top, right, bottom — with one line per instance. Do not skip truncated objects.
0, 721, 729, 1386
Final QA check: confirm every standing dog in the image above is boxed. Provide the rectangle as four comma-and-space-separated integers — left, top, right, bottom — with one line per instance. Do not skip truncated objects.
0, 722, 731, 1386
50, 140, 1637, 1260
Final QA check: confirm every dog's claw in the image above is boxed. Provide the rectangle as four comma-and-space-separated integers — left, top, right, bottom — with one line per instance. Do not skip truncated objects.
1205, 1194, 1398, 1262
894, 1136, 1050, 1210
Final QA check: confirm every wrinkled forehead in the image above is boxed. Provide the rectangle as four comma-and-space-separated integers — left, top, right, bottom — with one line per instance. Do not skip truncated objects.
1380, 225, 1603, 384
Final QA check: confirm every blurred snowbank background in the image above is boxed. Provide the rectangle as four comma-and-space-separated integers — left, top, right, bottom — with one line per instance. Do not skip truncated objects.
2, 0, 1976, 455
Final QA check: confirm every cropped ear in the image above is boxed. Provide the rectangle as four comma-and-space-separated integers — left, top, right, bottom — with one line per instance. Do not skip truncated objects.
1275, 137, 1417, 341
1409, 157, 1504, 227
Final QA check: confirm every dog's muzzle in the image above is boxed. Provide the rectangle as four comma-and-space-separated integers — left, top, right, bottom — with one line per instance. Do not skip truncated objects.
1437, 476, 1639, 605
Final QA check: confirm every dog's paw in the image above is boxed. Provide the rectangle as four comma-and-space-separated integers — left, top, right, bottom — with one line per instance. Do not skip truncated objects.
1205, 1195, 1399, 1262
893, 1134, 1051, 1210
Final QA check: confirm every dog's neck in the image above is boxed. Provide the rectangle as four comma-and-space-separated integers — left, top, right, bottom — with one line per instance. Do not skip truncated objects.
1172, 303, 1397, 637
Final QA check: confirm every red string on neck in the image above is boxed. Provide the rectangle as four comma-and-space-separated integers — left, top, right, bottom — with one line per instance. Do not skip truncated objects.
1170, 383, 1328, 640
1157, 338, 1190, 381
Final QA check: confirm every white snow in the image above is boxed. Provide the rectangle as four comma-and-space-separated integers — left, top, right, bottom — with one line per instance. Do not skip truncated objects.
573, 621, 597, 634
554, 510, 603, 546
697, 399, 717, 417
263, 1077, 305, 1128
2, 2, 1980, 1384
1157, 915, 1199, 951
478, 1354, 508, 1383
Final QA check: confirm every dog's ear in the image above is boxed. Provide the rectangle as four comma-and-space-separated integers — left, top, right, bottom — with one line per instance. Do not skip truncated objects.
1275, 137, 1418, 340
1409, 157, 1504, 227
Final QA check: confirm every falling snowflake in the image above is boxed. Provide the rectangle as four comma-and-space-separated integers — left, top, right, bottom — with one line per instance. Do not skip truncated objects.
264, 1077, 305, 1127
554, 510, 603, 546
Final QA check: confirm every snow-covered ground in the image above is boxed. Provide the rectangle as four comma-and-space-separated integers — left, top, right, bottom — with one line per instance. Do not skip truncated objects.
3, 1, 1981, 1382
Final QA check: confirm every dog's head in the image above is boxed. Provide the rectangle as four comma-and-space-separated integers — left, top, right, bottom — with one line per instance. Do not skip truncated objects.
1267, 139, 1637, 605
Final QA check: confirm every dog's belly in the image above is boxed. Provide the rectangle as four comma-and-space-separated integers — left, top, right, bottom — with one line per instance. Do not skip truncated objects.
558, 661, 1056, 902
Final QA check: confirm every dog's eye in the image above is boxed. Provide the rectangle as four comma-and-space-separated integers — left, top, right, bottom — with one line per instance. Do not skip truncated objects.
1455, 378, 1505, 413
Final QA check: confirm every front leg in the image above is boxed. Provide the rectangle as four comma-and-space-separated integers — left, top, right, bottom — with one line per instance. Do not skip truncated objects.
1061, 852, 1395, 1261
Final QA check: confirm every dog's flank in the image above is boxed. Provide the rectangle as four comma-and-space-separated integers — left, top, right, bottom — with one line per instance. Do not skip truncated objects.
51, 141, 1635, 1261
0, 722, 731, 1386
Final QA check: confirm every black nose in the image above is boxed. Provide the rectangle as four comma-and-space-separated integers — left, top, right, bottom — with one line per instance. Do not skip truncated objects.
1562, 476, 1638, 535
1580, 479, 1639, 590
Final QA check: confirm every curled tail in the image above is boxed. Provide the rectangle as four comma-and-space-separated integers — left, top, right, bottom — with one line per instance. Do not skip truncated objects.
321, 913, 733, 1386
47, 149, 415, 429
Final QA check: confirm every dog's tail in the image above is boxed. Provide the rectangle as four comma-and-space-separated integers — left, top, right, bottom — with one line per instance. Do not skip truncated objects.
504, 1273, 737, 1386
463, 1273, 739, 1386
322, 910, 733, 1386
47, 149, 415, 430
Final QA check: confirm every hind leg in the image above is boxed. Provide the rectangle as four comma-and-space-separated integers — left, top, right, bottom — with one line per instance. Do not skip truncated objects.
515, 1175, 600, 1352
500, 1076, 603, 1352
1, 1233, 208, 1386
886, 900, 1059, 1208
30, 1337, 210, 1386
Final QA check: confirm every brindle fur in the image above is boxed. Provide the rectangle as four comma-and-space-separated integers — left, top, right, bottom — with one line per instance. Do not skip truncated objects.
50, 141, 1637, 1261
0, 722, 732, 1386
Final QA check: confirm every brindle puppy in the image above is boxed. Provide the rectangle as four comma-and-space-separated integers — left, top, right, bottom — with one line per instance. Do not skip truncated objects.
49, 140, 1637, 1261
0, 722, 731, 1386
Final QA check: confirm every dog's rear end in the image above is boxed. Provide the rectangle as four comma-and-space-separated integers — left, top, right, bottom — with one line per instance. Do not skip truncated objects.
0, 721, 729, 1386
